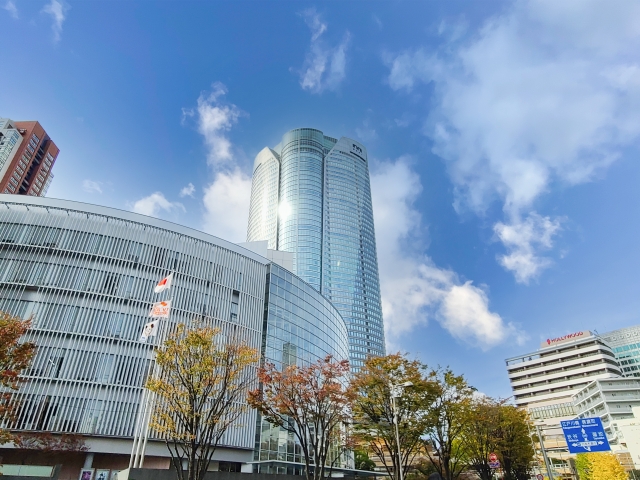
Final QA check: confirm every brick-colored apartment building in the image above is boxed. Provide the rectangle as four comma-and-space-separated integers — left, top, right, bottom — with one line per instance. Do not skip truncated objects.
0, 118, 58, 196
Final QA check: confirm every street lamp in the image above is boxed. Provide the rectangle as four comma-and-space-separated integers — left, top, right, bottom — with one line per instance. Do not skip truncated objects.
390, 381, 413, 480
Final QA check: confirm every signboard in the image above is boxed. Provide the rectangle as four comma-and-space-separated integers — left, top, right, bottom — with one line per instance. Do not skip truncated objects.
561, 417, 611, 454
540, 330, 592, 348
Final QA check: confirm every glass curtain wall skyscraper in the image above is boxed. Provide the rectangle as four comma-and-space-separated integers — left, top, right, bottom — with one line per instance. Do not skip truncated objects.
247, 128, 385, 368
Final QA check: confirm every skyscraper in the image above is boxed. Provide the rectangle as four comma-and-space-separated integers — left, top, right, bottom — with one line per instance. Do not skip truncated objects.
0, 118, 58, 196
247, 127, 385, 368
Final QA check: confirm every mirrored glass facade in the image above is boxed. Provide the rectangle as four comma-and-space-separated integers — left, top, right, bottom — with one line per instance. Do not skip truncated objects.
247, 128, 386, 369
254, 263, 350, 473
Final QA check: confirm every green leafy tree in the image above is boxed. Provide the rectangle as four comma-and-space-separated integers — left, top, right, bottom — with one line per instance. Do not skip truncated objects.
496, 405, 534, 480
423, 368, 475, 480
146, 324, 259, 480
354, 449, 377, 471
464, 397, 501, 480
0, 312, 37, 444
351, 354, 437, 480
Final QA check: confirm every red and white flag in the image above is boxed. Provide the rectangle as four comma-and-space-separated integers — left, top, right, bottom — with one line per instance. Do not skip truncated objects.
154, 273, 173, 293
139, 320, 159, 343
149, 300, 171, 318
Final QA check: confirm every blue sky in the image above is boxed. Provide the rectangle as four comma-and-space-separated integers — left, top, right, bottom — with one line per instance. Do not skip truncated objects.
2, 0, 640, 398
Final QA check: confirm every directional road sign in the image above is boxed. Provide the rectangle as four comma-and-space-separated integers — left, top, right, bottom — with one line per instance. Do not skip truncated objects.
560, 417, 611, 454
489, 461, 500, 469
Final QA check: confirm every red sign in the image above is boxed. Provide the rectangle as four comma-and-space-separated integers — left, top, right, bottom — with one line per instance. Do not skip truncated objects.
546, 331, 584, 345
489, 453, 498, 462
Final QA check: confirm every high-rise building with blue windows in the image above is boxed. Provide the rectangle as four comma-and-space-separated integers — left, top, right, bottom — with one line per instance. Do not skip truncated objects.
247, 128, 385, 369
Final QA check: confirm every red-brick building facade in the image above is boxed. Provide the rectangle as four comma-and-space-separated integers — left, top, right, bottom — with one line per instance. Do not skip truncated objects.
0, 120, 58, 196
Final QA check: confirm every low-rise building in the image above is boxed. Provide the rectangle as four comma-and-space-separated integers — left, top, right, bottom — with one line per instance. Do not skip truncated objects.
573, 378, 640, 470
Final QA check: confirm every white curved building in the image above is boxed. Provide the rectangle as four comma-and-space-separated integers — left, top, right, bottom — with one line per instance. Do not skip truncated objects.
0, 195, 349, 477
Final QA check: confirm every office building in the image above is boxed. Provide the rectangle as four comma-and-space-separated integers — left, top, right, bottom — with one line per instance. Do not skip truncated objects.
573, 378, 640, 470
0, 196, 350, 479
601, 326, 640, 378
506, 331, 622, 417
247, 128, 385, 369
505, 331, 622, 477
0, 118, 58, 196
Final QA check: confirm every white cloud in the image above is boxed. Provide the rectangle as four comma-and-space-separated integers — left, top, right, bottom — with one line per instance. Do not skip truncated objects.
371, 158, 524, 350
355, 122, 377, 143
202, 169, 252, 242
494, 213, 563, 284
42, 0, 69, 43
179, 183, 195, 198
183, 83, 250, 242
298, 8, 350, 94
182, 82, 243, 167
82, 179, 102, 194
385, 0, 640, 282
3, 0, 18, 19
131, 192, 184, 217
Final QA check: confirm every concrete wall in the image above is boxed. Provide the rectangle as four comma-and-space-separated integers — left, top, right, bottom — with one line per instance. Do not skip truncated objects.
124, 469, 302, 480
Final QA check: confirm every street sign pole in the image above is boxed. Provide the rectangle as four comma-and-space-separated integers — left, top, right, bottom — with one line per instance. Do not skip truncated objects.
535, 424, 554, 480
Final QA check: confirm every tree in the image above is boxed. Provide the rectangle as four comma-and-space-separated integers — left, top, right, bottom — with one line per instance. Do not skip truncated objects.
407, 459, 438, 480
247, 355, 354, 480
0, 312, 37, 444
575, 452, 627, 480
351, 354, 437, 480
463, 397, 501, 480
423, 368, 475, 480
13, 432, 88, 454
496, 405, 534, 480
146, 324, 259, 480
354, 449, 377, 471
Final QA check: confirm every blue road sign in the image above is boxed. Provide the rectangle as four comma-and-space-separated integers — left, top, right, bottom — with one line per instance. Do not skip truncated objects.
560, 417, 611, 454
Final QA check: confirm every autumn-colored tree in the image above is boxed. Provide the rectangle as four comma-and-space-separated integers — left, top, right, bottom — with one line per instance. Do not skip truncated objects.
146, 324, 259, 480
575, 452, 627, 480
423, 368, 475, 480
0, 312, 37, 444
351, 354, 437, 480
13, 432, 88, 454
247, 355, 354, 480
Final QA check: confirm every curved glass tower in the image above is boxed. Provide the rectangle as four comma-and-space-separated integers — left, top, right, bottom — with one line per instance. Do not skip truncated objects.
247, 128, 385, 369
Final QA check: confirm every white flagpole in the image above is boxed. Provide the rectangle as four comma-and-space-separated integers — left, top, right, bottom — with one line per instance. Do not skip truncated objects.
129, 272, 175, 469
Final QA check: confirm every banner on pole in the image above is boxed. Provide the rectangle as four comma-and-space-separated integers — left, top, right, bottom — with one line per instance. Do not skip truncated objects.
154, 273, 173, 293
139, 320, 159, 343
149, 300, 171, 318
